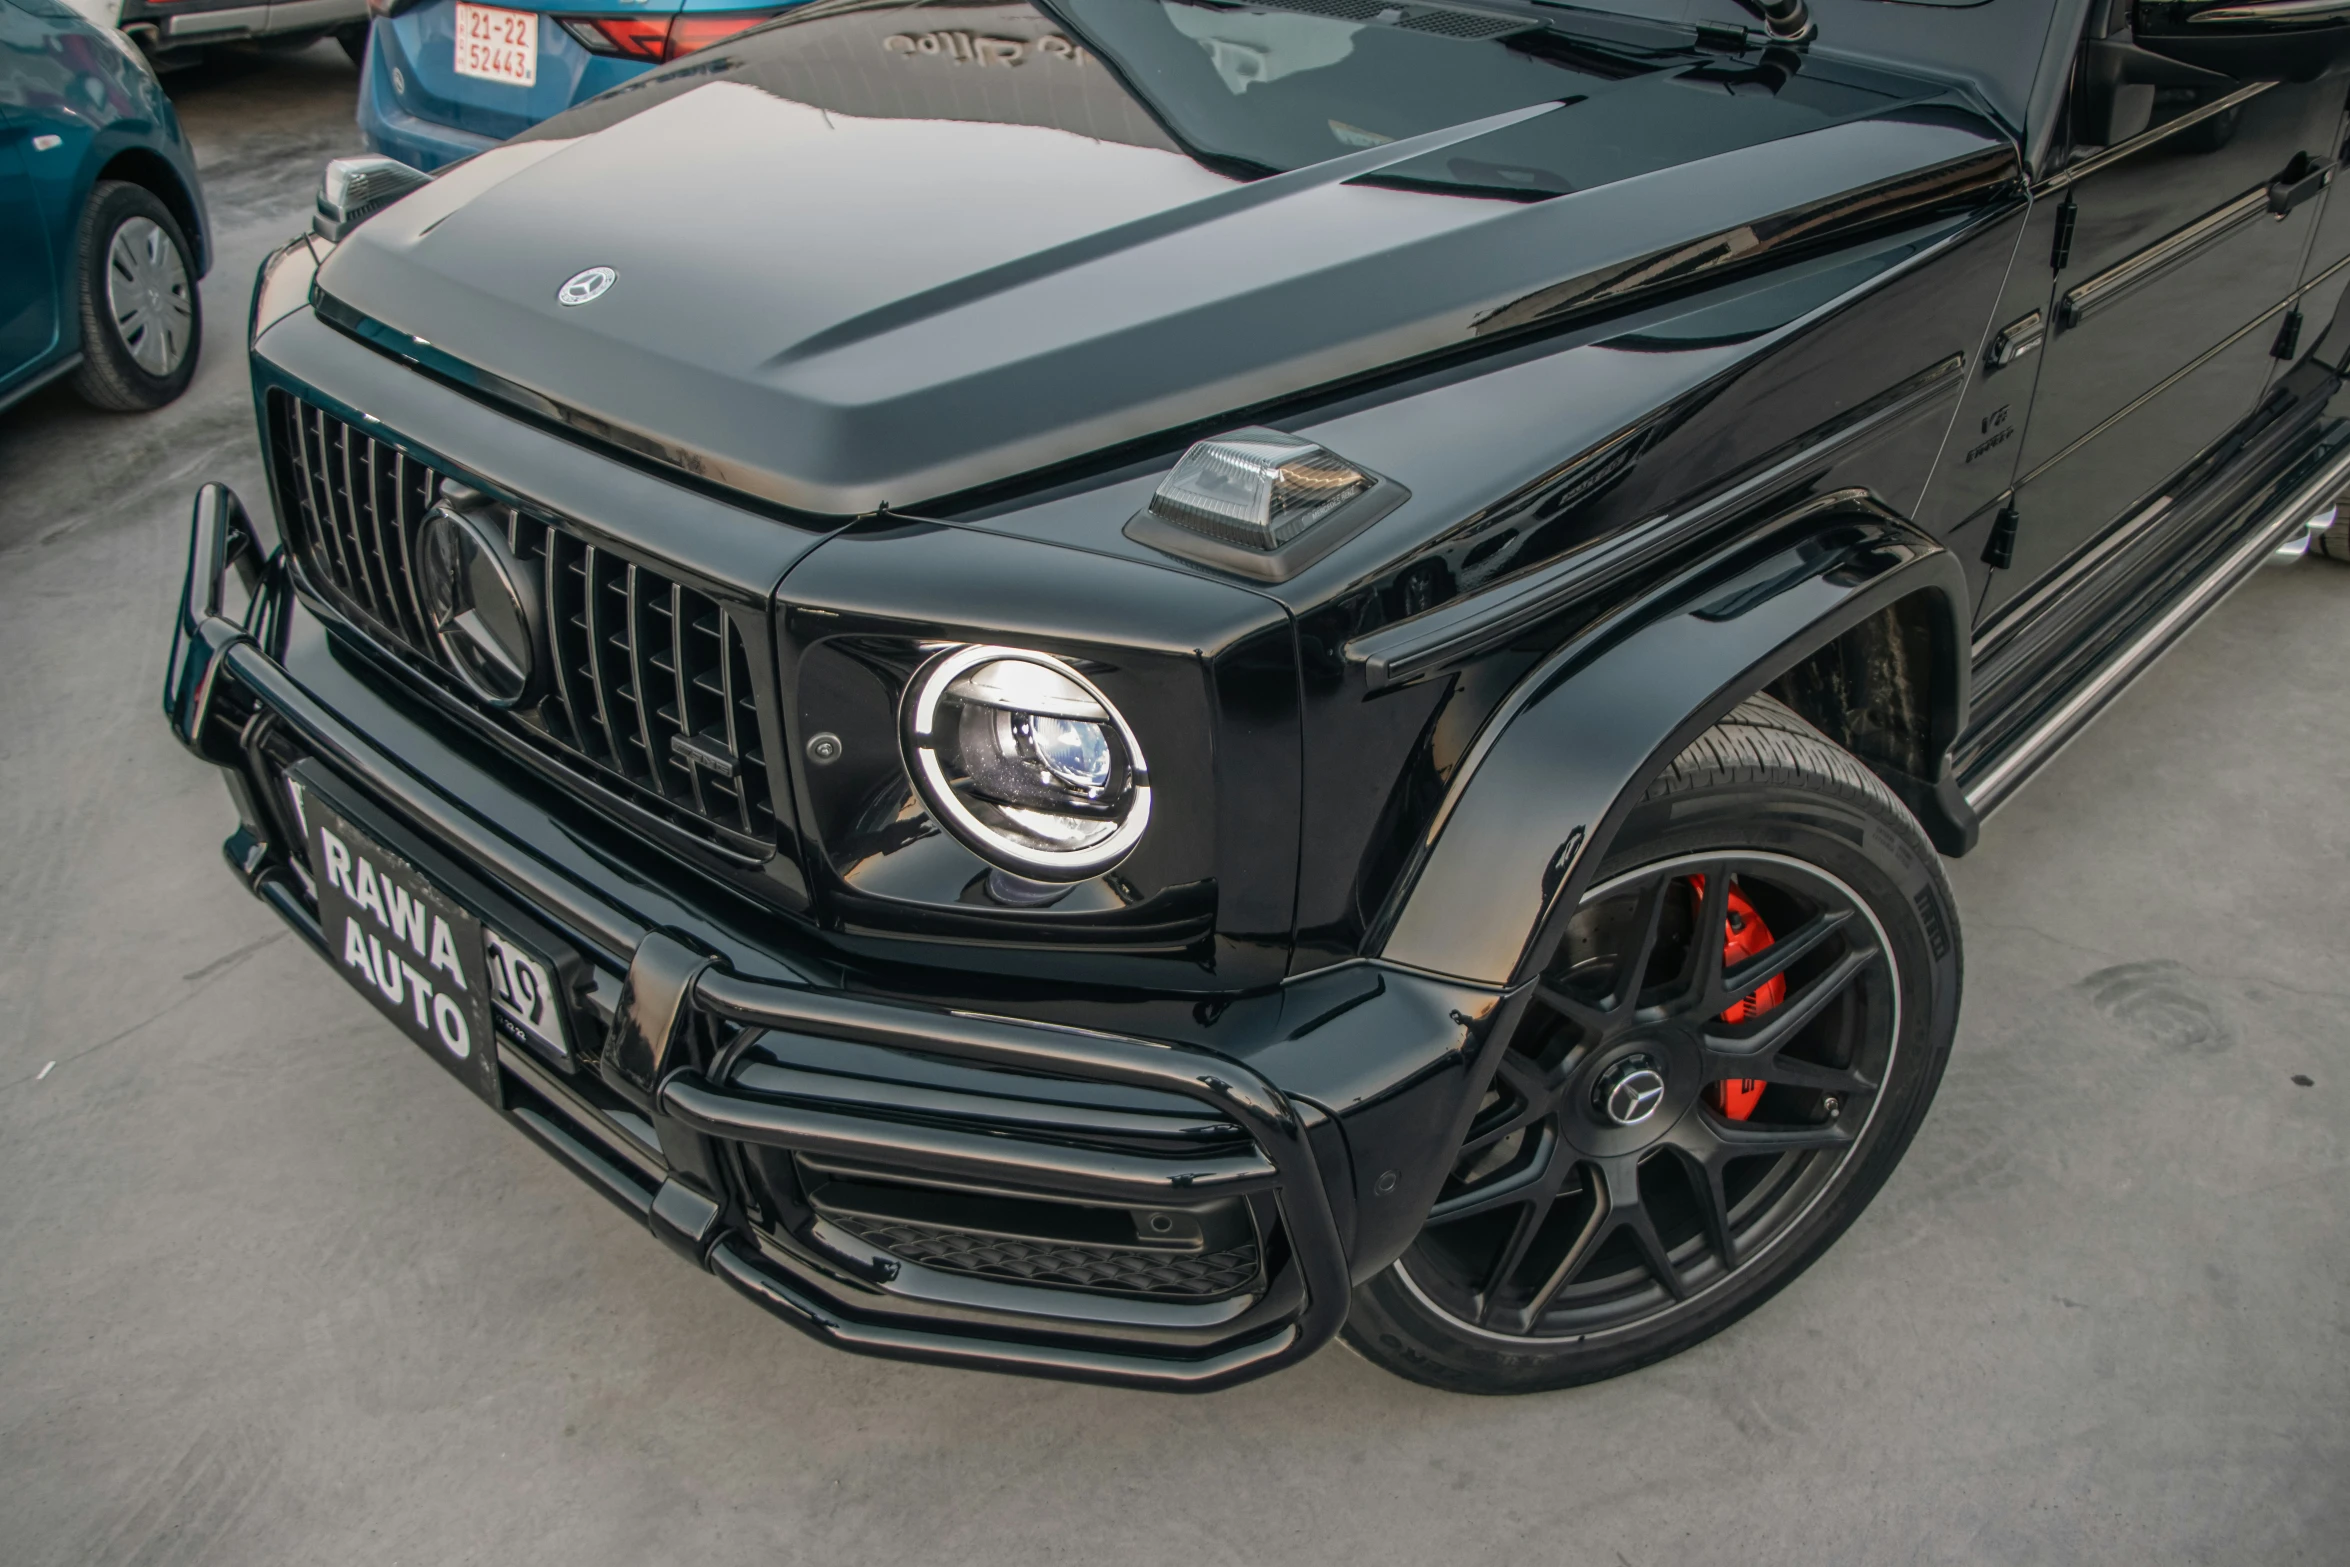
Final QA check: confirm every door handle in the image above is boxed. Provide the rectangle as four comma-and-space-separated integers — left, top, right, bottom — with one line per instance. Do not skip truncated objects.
1987, 309, 2045, 369
2190, 0, 2350, 21
2059, 185, 2271, 328
2269, 155, 2337, 219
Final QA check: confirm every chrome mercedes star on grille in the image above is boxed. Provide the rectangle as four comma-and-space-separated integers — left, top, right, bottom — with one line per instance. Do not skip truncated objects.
416, 494, 539, 708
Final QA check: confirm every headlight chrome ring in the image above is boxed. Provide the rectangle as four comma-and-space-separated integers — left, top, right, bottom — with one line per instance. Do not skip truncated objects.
899, 644, 1151, 882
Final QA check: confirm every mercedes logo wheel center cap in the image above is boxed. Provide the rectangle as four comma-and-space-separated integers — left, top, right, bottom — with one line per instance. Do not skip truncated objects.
417, 496, 539, 708
1597, 1053, 1669, 1127
1555, 1030, 1707, 1159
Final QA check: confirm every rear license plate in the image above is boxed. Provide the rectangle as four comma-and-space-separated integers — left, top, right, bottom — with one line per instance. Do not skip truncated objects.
305, 792, 502, 1106
453, 2, 538, 87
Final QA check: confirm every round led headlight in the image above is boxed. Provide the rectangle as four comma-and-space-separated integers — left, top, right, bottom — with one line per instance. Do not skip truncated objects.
900, 645, 1151, 882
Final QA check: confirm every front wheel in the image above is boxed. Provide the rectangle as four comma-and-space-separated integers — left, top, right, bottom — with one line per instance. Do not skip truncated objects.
68, 182, 200, 413
1345, 695, 1962, 1394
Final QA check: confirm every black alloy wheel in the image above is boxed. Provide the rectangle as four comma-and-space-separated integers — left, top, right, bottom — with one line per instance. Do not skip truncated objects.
69, 181, 201, 414
1345, 696, 1962, 1393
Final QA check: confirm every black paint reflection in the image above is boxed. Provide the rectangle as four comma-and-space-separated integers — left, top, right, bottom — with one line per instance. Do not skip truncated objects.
535, 0, 1944, 204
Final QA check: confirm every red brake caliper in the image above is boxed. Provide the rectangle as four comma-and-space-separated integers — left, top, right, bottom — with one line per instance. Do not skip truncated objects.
1691, 875, 1785, 1121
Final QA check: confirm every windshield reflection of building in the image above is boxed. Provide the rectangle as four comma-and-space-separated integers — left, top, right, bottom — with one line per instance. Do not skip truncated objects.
653, 0, 1837, 208
761, 0, 1667, 187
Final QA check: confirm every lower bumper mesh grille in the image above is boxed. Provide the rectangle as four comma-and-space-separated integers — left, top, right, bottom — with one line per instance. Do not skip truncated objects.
833, 1214, 1264, 1300
267, 391, 777, 850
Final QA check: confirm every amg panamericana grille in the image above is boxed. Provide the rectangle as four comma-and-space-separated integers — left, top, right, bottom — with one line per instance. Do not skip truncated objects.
267, 392, 776, 849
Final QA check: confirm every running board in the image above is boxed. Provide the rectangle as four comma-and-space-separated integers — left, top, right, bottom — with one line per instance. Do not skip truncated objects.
1961, 437, 2350, 819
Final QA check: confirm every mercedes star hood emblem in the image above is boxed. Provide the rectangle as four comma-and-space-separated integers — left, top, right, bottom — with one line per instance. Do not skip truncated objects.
557, 266, 616, 306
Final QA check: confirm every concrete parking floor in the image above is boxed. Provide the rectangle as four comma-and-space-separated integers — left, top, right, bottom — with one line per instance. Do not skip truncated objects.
3, 43, 2346, 1567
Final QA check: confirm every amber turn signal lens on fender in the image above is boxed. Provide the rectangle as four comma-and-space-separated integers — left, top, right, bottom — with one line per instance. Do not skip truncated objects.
314, 154, 430, 242
1147, 428, 1373, 552
1125, 428, 1407, 583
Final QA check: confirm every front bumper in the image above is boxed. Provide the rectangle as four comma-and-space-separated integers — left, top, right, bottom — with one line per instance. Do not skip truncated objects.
122, 0, 364, 45
168, 484, 1486, 1389
355, 20, 501, 174
358, 92, 500, 176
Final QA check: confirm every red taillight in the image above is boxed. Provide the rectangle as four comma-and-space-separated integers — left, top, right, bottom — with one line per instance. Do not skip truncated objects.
558, 14, 672, 59
557, 9, 775, 62
666, 10, 774, 53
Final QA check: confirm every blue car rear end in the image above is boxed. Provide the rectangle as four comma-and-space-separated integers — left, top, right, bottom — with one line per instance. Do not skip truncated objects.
358, 0, 795, 171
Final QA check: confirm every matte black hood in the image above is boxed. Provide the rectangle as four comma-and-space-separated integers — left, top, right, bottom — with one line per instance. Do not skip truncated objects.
313, 0, 2010, 516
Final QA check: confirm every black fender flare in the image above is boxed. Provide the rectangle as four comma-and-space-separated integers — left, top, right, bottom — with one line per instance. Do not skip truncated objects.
1370, 501, 1972, 989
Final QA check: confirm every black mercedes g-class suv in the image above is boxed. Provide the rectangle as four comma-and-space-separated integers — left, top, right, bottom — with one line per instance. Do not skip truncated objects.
169, 0, 2350, 1392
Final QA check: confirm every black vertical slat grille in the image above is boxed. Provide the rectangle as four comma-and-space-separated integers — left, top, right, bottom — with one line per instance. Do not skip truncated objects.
268, 392, 778, 850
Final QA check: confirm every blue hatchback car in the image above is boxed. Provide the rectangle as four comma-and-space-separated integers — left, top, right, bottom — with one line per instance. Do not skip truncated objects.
357, 0, 805, 171
1, 0, 210, 413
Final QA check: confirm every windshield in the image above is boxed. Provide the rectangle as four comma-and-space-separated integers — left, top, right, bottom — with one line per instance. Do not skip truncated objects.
1058, 0, 1926, 193
537, 0, 1950, 202
1048, 0, 1681, 175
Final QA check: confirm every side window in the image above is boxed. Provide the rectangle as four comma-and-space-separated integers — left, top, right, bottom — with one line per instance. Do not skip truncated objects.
2066, 0, 2251, 156
1974, 5, 2342, 629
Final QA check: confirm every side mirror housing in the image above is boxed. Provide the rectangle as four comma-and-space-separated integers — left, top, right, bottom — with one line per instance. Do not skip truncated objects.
2134, 0, 2350, 83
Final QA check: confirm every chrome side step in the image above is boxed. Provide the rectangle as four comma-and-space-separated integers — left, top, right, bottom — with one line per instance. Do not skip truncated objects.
1962, 439, 2350, 818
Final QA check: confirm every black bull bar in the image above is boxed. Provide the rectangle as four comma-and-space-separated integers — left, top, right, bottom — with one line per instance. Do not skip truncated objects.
167, 484, 1352, 1391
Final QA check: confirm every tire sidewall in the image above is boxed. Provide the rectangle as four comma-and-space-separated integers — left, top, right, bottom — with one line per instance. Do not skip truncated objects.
1346, 775, 1961, 1395
73, 182, 201, 412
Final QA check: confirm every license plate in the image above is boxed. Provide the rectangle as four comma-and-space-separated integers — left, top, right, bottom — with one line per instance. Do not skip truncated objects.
453, 2, 538, 88
485, 926, 569, 1064
305, 792, 503, 1106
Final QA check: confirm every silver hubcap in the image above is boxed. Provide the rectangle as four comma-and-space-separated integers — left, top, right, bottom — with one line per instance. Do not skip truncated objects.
105, 216, 192, 377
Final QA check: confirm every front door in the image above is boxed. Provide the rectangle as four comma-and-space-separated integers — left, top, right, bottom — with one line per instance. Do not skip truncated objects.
0, 0, 67, 391
0, 120, 58, 390
1979, 36, 2344, 625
